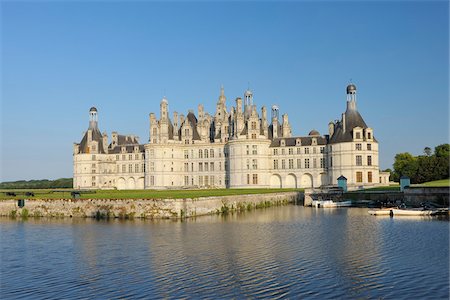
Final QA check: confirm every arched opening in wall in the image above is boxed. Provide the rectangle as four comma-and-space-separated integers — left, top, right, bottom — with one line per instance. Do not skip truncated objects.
320, 173, 327, 187
285, 173, 297, 188
127, 177, 136, 190
300, 173, 313, 188
270, 174, 282, 188
137, 177, 145, 189
117, 178, 126, 190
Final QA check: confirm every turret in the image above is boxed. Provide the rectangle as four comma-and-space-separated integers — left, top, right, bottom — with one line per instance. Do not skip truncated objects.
282, 113, 291, 137
328, 121, 335, 136
102, 132, 108, 154
89, 107, 98, 129
271, 105, 279, 138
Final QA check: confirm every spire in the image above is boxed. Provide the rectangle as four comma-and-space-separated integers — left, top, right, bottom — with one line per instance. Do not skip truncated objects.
218, 85, 226, 104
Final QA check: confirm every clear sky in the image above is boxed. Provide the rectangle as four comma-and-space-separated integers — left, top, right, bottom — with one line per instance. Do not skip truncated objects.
1, 1, 448, 181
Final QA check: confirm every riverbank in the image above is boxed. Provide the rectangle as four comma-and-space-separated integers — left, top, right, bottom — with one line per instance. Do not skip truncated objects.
0, 192, 302, 219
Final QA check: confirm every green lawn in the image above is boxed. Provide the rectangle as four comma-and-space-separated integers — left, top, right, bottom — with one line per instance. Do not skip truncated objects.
357, 185, 401, 192
413, 178, 450, 187
0, 188, 303, 200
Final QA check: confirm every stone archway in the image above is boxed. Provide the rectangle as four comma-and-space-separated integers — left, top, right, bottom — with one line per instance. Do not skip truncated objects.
270, 174, 282, 188
137, 177, 145, 189
300, 173, 313, 188
127, 177, 136, 190
117, 177, 126, 190
286, 173, 297, 188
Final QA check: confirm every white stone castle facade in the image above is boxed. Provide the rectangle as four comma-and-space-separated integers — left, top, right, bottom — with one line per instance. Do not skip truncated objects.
73, 84, 390, 190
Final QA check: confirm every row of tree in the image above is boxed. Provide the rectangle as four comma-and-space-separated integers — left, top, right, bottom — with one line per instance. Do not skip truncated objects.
391, 144, 449, 183
0, 178, 73, 189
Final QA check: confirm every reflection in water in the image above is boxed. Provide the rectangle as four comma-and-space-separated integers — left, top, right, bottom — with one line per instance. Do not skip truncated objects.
1, 207, 448, 299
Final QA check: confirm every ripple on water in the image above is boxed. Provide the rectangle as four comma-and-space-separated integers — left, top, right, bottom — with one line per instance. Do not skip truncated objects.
0, 207, 448, 299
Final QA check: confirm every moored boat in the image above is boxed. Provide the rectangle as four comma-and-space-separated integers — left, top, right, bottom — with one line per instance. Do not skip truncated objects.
312, 200, 352, 208
391, 208, 436, 216
368, 208, 392, 216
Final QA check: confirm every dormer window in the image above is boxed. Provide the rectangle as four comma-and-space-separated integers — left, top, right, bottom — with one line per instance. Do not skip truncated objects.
280, 139, 286, 147
121, 146, 126, 153
296, 138, 301, 146
312, 138, 317, 146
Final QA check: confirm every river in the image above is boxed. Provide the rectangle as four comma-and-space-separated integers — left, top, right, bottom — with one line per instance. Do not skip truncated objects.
1, 206, 448, 299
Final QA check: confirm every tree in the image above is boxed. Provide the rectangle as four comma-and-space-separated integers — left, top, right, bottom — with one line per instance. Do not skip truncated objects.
435, 144, 450, 158
393, 152, 418, 182
424, 147, 432, 156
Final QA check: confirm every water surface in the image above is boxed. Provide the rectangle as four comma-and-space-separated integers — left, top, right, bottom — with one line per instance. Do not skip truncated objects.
1, 206, 448, 299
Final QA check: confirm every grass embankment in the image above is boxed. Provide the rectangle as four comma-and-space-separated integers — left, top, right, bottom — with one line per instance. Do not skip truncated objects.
354, 178, 450, 192
414, 179, 450, 187
0, 188, 303, 200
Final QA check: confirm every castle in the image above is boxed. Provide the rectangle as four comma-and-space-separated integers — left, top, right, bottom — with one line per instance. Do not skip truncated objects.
73, 84, 390, 190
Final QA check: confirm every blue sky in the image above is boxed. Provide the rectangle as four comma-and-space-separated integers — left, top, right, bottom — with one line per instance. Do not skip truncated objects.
1, 1, 448, 181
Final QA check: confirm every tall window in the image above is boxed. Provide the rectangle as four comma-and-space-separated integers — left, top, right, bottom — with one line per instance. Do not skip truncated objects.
150, 176, 155, 186
320, 158, 324, 168
367, 155, 372, 166
184, 150, 189, 159
122, 165, 126, 173
199, 162, 203, 172
313, 158, 317, 168
210, 162, 214, 171
282, 159, 286, 169
320, 147, 325, 154
247, 174, 250, 184
252, 174, 258, 184
356, 155, 362, 166
184, 163, 188, 172
184, 176, 189, 186
367, 143, 372, 151
252, 145, 258, 155
251, 133, 257, 139
252, 159, 258, 170
199, 149, 203, 158
246, 145, 250, 155
368, 171, 373, 183
368, 132, 372, 139
288, 159, 294, 169
305, 158, 310, 169
356, 132, 361, 139
251, 121, 257, 130
274, 160, 279, 169
305, 147, 310, 154
135, 164, 139, 173
356, 171, 363, 183
246, 159, 250, 170
289, 148, 293, 155
210, 149, 214, 158
204, 162, 209, 172
274, 149, 278, 155
297, 148, 301, 154
356, 143, 362, 151
129, 164, 132, 173
297, 159, 301, 169
205, 149, 209, 158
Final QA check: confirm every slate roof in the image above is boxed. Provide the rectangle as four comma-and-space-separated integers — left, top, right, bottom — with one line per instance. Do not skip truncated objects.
269, 136, 327, 147
186, 112, 201, 140
78, 127, 105, 154
329, 105, 376, 144
108, 144, 145, 154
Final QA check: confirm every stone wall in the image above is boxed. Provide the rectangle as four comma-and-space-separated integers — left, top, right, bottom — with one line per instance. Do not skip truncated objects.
0, 192, 301, 219
404, 187, 449, 207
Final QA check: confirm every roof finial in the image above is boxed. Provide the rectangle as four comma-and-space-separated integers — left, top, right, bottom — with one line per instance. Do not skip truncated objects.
220, 84, 224, 96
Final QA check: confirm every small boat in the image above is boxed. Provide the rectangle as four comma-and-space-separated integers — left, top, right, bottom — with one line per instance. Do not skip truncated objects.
391, 208, 436, 216
368, 208, 392, 216
312, 200, 352, 208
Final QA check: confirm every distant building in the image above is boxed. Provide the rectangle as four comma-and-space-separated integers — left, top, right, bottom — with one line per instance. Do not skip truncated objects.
73, 84, 389, 190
